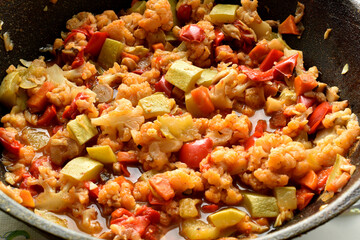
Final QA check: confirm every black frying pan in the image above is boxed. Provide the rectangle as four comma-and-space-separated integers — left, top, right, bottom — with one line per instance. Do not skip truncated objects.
0, 0, 360, 239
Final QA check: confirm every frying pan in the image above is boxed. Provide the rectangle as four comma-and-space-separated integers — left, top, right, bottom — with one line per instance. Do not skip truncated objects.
0, 0, 360, 239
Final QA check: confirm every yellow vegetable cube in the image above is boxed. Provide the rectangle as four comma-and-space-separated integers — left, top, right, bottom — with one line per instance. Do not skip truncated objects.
67, 114, 98, 145
181, 219, 219, 240
196, 69, 218, 87
242, 192, 279, 218
98, 38, 125, 69
139, 93, 175, 119
61, 157, 103, 181
165, 60, 204, 92
179, 198, 201, 218
86, 145, 117, 164
274, 187, 297, 211
209, 4, 239, 24
208, 208, 246, 229
157, 113, 194, 139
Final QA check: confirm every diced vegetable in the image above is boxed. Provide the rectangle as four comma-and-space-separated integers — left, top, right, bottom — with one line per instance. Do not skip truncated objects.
86, 145, 117, 164
157, 114, 194, 139
296, 187, 314, 210
62, 92, 90, 119
37, 105, 57, 126
122, 52, 140, 63
265, 97, 283, 114
138, 93, 175, 119
128, 0, 146, 14
168, 0, 180, 26
201, 204, 219, 213
316, 167, 333, 194
179, 24, 206, 43
214, 29, 225, 46
278, 15, 300, 35
154, 76, 173, 97
179, 198, 201, 218
274, 187, 297, 210
209, 4, 239, 24
297, 95, 315, 108
177, 4, 192, 23
46, 64, 66, 86
240, 65, 275, 82
196, 69, 217, 87
23, 128, 50, 151
179, 138, 213, 169
242, 192, 279, 218
325, 154, 353, 193
190, 86, 215, 115
279, 88, 297, 105
148, 175, 175, 201
181, 219, 219, 240
97, 38, 125, 69
260, 49, 284, 72
208, 208, 246, 229
71, 49, 85, 69
27, 81, 55, 113
248, 20, 272, 40
67, 114, 98, 145
165, 31, 178, 42
248, 44, 270, 62
298, 170, 318, 190
85, 32, 108, 56
61, 157, 104, 181
117, 151, 138, 163
20, 189, 35, 208
274, 53, 299, 78
165, 60, 203, 92
0, 127, 23, 156
0, 72, 21, 108
307, 102, 332, 134
152, 43, 165, 51
294, 74, 318, 96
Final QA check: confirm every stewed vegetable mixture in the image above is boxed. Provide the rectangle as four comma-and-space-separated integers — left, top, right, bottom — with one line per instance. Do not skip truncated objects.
0, 0, 359, 239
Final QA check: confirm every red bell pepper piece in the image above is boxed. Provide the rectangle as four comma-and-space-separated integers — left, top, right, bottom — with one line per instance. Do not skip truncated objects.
84, 181, 101, 198
274, 53, 298, 78
0, 128, 23, 156
307, 101, 332, 134
62, 92, 90, 119
71, 48, 85, 69
64, 26, 94, 45
148, 175, 175, 201
179, 24, 205, 43
297, 95, 316, 108
27, 81, 55, 113
154, 76, 173, 97
294, 73, 318, 96
191, 86, 215, 115
201, 204, 219, 213
278, 15, 300, 35
296, 187, 314, 210
239, 65, 275, 82
179, 138, 213, 169
85, 32, 108, 56
260, 49, 284, 71
111, 208, 134, 220
177, 4, 192, 23
37, 105, 57, 126
214, 29, 225, 46
132, 69, 146, 75
248, 44, 270, 62
316, 167, 333, 194
253, 120, 267, 138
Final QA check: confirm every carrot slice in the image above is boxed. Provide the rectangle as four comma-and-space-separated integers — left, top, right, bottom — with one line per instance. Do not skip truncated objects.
259, 49, 284, 72
117, 151, 138, 163
191, 86, 215, 115
27, 82, 55, 113
20, 189, 35, 208
122, 52, 140, 63
248, 44, 270, 61
296, 187, 314, 210
148, 175, 175, 201
152, 43, 165, 51
298, 170, 318, 190
278, 15, 300, 35
294, 74, 318, 96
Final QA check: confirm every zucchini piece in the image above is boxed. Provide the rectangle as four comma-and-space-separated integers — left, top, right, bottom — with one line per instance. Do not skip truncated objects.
128, 1, 146, 14
185, 93, 205, 118
165, 60, 203, 92
86, 145, 117, 164
242, 192, 279, 218
208, 208, 246, 229
61, 157, 103, 181
209, 4, 239, 24
248, 21, 272, 40
138, 93, 175, 119
157, 113, 194, 139
23, 128, 50, 151
196, 69, 217, 87
181, 219, 219, 240
274, 187, 297, 211
97, 38, 125, 69
0, 72, 20, 108
67, 114, 98, 145
179, 198, 201, 218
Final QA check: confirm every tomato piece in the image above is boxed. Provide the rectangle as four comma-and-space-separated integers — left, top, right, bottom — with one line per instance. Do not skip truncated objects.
154, 76, 173, 97
122, 216, 151, 237
298, 170, 318, 190
239, 65, 275, 82
149, 175, 175, 201
294, 73, 318, 96
135, 205, 160, 224
29, 156, 50, 178
27, 81, 55, 113
278, 15, 300, 35
179, 24, 205, 43
297, 95, 316, 108
214, 29, 225, 46
179, 138, 213, 169
62, 92, 90, 119
191, 86, 215, 115
37, 105, 57, 126
274, 53, 298, 78
85, 31, 108, 56
201, 204, 219, 213
296, 187, 314, 210
248, 44, 270, 62
259, 49, 284, 72
71, 48, 85, 69
177, 4, 192, 23
308, 101, 332, 134
316, 167, 333, 194
0, 128, 23, 156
